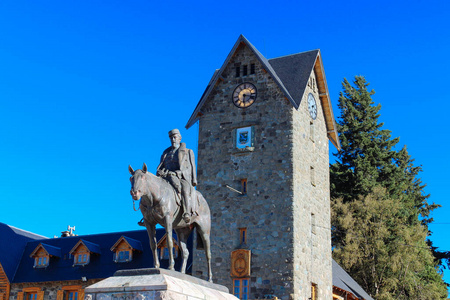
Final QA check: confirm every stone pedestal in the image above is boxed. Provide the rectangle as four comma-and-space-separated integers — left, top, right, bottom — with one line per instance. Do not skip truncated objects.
84, 268, 238, 300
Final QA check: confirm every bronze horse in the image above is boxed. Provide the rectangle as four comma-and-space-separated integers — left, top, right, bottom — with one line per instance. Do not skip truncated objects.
128, 163, 212, 282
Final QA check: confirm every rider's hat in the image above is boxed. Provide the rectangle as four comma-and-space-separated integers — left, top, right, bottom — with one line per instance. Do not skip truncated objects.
168, 129, 181, 137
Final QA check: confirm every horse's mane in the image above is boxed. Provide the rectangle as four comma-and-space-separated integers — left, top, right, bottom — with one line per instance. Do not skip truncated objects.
136, 170, 173, 191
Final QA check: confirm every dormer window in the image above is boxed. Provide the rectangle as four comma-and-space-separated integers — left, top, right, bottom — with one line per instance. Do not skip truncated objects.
73, 249, 90, 266
75, 253, 88, 265
117, 250, 130, 262
30, 243, 61, 269
36, 256, 48, 267
69, 240, 100, 266
110, 236, 143, 263
157, 234, 179, 260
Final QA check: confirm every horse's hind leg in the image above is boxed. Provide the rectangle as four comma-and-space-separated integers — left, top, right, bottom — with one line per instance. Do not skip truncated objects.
175, 227, 192, 274
196, 225, 212, 282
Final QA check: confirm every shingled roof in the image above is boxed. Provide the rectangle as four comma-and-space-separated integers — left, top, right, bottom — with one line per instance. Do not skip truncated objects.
268, 50, 319, 110
185, 35, 340, 150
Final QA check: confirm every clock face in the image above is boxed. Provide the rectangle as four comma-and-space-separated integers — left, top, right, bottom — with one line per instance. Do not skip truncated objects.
232, 83, 257, 108
308, 93, 317, 119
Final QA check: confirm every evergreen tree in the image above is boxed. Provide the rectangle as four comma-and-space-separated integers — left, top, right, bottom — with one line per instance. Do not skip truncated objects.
330, 76, 399, 202
332, 187, 447, 299
331, 76, 448, 299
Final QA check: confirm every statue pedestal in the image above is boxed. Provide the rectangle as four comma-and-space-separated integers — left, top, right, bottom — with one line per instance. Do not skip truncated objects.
84, 268, 238, 300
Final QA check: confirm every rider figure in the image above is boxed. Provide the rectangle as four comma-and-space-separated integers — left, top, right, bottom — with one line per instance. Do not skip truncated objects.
156, 129, 197, 223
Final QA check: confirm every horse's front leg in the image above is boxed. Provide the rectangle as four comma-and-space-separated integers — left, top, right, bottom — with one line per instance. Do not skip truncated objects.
146, 223, 160, 269
164, 215, 175, 271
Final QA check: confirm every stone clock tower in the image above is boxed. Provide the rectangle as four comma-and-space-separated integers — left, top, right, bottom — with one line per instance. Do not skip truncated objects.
186, 35, 340, 300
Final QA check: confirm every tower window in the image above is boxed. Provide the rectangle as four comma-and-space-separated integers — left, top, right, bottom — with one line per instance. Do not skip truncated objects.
310, 121, 314, 142
239, 228, 247, 244
235, 66, 240, 77
250, 63, 255, 74
310, 166, 316, 186
243, 65, 248, 76
241, 178, 247, 195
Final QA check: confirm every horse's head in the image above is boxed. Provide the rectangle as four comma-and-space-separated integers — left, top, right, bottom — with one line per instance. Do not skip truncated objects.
128, 163, 150, 200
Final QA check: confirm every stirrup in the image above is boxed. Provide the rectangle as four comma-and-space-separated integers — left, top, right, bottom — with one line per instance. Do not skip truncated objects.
183, 213, 191, 223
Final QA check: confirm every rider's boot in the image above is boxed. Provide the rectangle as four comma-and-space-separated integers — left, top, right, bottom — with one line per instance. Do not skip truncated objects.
182, 194, 191, 223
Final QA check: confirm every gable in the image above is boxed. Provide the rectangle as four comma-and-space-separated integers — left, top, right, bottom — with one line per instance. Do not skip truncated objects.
185, 35, 340, 150
30, 243, 61, 258
31, 247, 48, 258
69, 240, 101, 255
110, 236, 143, 252
185, 35, 295, 128
156, 233, 178, 248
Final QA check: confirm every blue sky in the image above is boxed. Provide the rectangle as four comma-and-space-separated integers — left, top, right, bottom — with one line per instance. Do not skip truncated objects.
1, 0, 449, 290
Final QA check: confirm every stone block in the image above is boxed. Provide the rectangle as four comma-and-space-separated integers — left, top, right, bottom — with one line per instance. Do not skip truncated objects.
84, 269, 237, 300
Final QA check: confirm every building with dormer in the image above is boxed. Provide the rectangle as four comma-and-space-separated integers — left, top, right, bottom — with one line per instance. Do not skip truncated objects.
0, 35, 374, 300
0, 222, 189, 300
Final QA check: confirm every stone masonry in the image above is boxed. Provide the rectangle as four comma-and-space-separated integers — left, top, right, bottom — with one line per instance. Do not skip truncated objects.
9, 279, 100, 300
190, 41, 332, 300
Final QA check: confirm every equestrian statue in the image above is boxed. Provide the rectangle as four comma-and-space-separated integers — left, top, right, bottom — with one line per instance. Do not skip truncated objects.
128, 129, 212, 282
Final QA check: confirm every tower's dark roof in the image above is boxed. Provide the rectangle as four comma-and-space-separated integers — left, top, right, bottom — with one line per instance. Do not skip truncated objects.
185, 35, 340, 150
332, 259, 374, 300
0, 222, 47, 282
268, 50, 319, 109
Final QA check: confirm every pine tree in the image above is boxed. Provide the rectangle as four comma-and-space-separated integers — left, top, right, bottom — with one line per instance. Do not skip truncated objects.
330, 76, 399, 202
331, 76, 448, 299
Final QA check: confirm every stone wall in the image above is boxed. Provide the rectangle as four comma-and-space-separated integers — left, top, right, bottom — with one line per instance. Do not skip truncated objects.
291, 70, 332, 299
10, 279, 100, 300
192, 43, 332, 299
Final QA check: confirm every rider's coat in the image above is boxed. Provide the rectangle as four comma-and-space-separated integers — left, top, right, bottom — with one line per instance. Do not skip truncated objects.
157, 142, 197, 187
